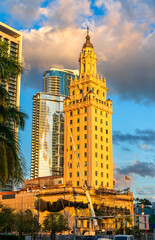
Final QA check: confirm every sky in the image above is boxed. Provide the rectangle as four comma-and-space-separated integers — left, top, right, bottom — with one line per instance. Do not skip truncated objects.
0, 0, 155, 202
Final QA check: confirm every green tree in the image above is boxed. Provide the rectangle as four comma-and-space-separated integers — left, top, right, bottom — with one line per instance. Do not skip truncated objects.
0, 203, 15, 233
0, 40, 28, 186
42, 212, 69, 240
15, 209, 40, 240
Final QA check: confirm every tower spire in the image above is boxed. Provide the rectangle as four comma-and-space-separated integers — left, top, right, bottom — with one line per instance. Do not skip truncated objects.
83, 26, 94, 49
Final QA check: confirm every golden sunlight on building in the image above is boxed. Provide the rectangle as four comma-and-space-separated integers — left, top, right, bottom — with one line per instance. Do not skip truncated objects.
64, 27, 113, 189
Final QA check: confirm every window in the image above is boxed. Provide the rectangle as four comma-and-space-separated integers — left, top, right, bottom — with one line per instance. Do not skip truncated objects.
77, 109, 80, 115
84, 171, 87, 176
100, 128, 103, 132
100, 119, 102, 124
70, 120, 72, 124
95, 152, 97, 158
70, 146, 72, 151
101, 154, 103, 159
95, 143, 97, 149
95, 126, 97, 131
85, 143, 87, 148
106, 155, 108, 160
84, 152, 87, 157
95, 161, 98, 167
80, 89, 82, 94
77, 135, 80, 140
106, 129, 108, 134
77, 153, 79, 158
70, 111, 72, 116
101, 145, 103, 150
85, 108, 87, 113
84, 161, 87, 166
84, 134, 87, 139
77, 118, 80, 123
85, 180, 87, 185
70, 173, 72, 178
84, 117, 87, 121
101, 136, 103, 141
70, 154, 72, 160
70, 163, 72, 168
107, 182, 109, 187
101, 163, 103, 168
106, 113, 108, 117
77, 172, 79, 177
77, 127, 80, 131
106, 138, 108, 143
95, 171, 98, 176
77, 181, 79, 186
95, 181, 98, 186
107, 173, 109, 178
87, 87, 89, 91
73, 91, 75, 95
101, 181, 103, 186
84, 125, 87, 130
106, 146, 108, 151
95, 117, 97, 122
100, 111, 102, 115
97, 90, 99, 94
106, 164, 109, 169
106, 121, 108, 126
95, 134, 97, 139
101, 172, 103, 177
103, 93, 104, 96
70, 137, 72, 142
77, 144, 80, 149
70, 128, 72, 132
95, 109, 97, 113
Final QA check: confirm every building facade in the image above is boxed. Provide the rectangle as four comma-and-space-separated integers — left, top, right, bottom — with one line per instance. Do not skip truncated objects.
31, 69, 79, 179
64, 28, 113, 189
0, 22, 22, 108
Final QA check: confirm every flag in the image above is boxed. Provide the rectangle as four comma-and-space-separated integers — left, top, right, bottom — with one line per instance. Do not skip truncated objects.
125, 176, 130, 180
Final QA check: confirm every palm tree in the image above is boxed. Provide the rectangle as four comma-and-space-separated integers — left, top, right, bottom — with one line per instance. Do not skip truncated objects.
0, 39, 28, 186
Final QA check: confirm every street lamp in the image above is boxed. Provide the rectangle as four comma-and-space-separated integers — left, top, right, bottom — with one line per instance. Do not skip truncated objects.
68, 194, 79, 240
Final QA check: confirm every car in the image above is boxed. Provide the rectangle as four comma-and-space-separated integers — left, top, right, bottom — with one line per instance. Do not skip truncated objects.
114, 235, 135, 240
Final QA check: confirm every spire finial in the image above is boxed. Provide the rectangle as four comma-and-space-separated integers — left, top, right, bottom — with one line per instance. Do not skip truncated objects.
87, 26, 89, 35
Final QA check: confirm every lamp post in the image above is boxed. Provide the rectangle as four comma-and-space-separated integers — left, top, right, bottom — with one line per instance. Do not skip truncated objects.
68, 194, 79, 239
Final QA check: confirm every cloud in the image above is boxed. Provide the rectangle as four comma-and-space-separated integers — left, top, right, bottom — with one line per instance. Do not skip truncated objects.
122, 146, 131, 152
113, 129, 155, 146
139, 144, 153, 152
117, 161, 155, 177
1, 0, 155, 103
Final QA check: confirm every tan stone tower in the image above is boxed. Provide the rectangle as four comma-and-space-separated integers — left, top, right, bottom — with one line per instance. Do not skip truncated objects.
64, 27, 113, 189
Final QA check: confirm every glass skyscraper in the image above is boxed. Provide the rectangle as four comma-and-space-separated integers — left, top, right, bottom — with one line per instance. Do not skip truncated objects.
30, 68, 79, 179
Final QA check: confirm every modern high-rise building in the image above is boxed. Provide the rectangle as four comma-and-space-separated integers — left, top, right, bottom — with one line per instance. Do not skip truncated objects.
0, 22, 22, 108
64, 28, 113, 189
31, 68, 79, 179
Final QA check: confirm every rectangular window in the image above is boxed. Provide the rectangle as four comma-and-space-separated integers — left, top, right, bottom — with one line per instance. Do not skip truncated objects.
70, 146, 72, 151
95, 143, 97, 149
69, 173, 72, 178
84, 117, 87, 121
101, 163, 103, 168
95, 161, 98, 167
106, 121, 108, 126
77, 109, 80, 115
70, 120, 72, 124
70, 137, 72, 142
95, 109, 97, 113
101, 145, 103, 150
77, 172, 79, 177
70, 154, 72, 160
77, 127, 80, 131
80, 89, 82, 94
95, 126, 97, 131
84, 171, 87, 176
77, 135, 80, 140
95, 152, 97, 158
101, 172, 103, 177
107, 182, 109, 187
84, 125, 87, 130
95, 117, 97, 122
101, 154, 103, 159
70, 163, 72, 168
77, 181, 79, 186
106, 164, 109, 169
95, 171, 98, 176
77, 144, 80, 149
100, 119, 103, 124
100, 111, 102, 115
106, 129, 108, 134
106, 113, 108, 117
85, 108, 87, 113
77, 118, 80, 123
106, 146, 108, 151
101, 136, 103, 141
84, 134, 87, 139
101, 181, 103, 186
106, 138, 108, 143
70, 111, 72, 116
84, 152, 87, 157
95, 180, 98, 186
100, 128, 103, 132
95, 134, 97, 139
84, 161, 87, 166
85, 143, 87, 148
107, 173, 109, 178
106, 155, 108, 160
70, 128, 72, 132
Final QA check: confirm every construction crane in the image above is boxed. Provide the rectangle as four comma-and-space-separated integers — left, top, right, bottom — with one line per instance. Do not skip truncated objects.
68, 125, 99, 230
